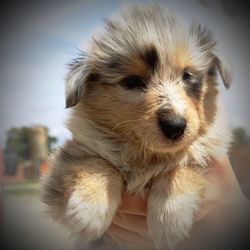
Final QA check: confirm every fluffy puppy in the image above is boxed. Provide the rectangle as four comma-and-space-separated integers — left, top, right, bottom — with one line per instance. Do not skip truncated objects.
42, 4, 232, 250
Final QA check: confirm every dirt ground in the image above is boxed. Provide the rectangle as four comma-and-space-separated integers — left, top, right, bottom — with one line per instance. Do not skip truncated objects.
1, 182, 74, 250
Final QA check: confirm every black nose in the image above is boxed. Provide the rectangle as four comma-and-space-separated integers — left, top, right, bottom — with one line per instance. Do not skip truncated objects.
158, 116, 187, 140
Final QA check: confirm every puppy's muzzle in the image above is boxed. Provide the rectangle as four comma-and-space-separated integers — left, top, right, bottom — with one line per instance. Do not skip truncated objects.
158, 115, 187, 140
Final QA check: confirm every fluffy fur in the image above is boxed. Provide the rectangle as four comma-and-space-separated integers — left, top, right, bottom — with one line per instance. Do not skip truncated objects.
42, 4, 231, 250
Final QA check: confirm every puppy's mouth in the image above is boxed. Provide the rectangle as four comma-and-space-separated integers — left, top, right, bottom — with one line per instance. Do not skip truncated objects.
141, 121, 194, 153
134, 129, 188, 154
116, 117, 194, 153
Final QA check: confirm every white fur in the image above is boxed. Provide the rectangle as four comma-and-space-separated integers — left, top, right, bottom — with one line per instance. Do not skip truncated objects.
148, 187, 200, 250
65, 191, 119, 245
160, 83, 187, 116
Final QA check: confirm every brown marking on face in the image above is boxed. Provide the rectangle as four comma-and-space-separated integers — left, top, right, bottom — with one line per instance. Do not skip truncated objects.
108, 45, 160, 79
182, 91, 201, 142
203, 78, 218, 124
140, 45, 159, 73
125, 54, 149, 77
190, 73, 218, 136
169, 46, 218, 140
84, 82, 144, 142
171, 42, 192, 73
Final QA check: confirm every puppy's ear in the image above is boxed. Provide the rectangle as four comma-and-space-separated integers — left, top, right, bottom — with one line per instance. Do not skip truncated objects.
190, 23, 216, 52
65, 54, 91, 108
212, 54, 232, 89
190, 24, 232, 89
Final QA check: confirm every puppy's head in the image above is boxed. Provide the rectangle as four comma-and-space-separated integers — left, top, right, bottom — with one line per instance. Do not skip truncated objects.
65, 4, 231, 153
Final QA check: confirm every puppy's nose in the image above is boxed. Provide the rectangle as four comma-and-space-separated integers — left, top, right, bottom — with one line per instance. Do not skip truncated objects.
159, 116, 187, 140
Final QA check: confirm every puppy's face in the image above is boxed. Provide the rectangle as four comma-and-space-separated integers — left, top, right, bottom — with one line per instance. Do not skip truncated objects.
66, 5, 231, 153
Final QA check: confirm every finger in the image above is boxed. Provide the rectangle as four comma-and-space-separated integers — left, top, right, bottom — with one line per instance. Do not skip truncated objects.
196, 157, 245, 222
209, 157, 233, 179
107, 231, 141, 248
107, 231, 127, 246
108, 232, 154, 250
112, 212, 148, 235
194, 201, 217, 222
209, 157, 243, 197
107, 224, 154, 249
118, 192, 147, 216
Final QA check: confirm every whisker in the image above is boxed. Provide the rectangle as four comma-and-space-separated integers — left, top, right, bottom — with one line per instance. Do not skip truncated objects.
112, 119, 142, 134
120, 125, 140, 160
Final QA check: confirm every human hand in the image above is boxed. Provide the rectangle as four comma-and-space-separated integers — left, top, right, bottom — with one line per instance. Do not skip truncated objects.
107, 192, 154, 249
107, 157, 249, 249
195, 157, 248, 222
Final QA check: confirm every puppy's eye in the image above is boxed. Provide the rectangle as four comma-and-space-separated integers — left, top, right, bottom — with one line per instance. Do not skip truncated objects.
182, 70, 203, 99
121, 75, 146, 90
182, 71, 202, 85
182, 71, 192, 81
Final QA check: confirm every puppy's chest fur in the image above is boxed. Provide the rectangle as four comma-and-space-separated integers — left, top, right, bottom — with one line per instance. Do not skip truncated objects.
77, 140, 200, 195
114, 154, 187, 194
65, 139, 183, 194
118, 160, 170, 194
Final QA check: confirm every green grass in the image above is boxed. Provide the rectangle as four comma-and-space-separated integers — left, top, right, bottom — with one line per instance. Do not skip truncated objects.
4, 188, 39, 196
3, 180, 40, 197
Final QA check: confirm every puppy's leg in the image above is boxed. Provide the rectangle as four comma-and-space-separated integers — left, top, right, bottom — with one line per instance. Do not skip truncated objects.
42, 144, 123, 245
147, 167, 206, 250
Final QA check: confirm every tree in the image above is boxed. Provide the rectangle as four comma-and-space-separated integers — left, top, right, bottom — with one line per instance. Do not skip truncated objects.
48, 135, 58, 153
232, 127, 248, 148
3, 126, 58, 175
43, 127, 58, 153
4, 127, 32, 161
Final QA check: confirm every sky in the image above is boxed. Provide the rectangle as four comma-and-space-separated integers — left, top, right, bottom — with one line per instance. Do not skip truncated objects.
0, 0, 249, 148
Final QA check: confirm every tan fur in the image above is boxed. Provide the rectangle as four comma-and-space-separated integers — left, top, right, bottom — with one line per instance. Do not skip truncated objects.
148, 167, 207, 249
42, 4, 231, 250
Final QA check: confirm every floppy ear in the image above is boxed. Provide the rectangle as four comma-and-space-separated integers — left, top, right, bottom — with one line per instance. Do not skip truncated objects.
65, 54, 91, 108
190, 23, 232, 89
190, 23, 217, 53
212, 54, 232, 89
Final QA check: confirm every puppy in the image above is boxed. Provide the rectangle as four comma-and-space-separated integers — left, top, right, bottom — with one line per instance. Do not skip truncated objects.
42, 4, 232, 250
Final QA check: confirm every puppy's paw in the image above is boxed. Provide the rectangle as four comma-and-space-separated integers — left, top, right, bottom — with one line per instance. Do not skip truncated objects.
65, 189, 120, 245
148, 192, 200, 250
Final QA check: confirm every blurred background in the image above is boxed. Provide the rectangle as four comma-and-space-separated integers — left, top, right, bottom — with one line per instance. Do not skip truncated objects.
0, 0, 249, 249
